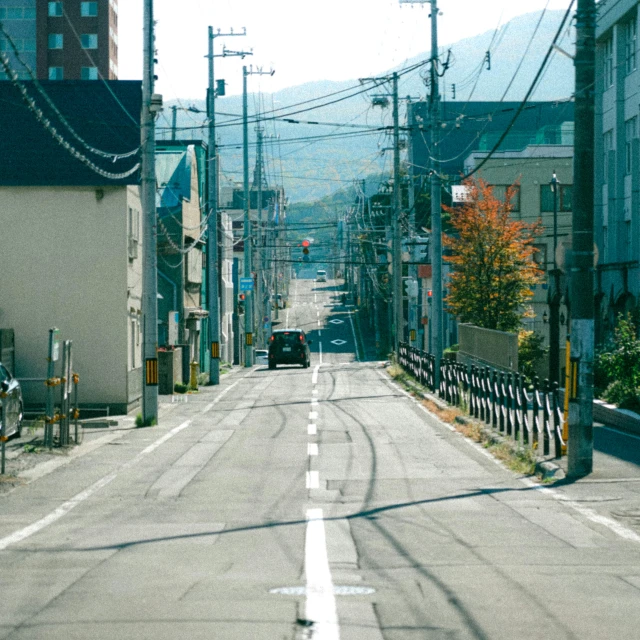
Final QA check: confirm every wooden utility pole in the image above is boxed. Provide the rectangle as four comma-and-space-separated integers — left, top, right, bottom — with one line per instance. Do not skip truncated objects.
568, 0, 596, 477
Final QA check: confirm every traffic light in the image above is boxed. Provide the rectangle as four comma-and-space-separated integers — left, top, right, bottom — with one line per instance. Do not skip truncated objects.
237, 292, 246, 314
302, 238, 310, 262
404, 278, 418, 298
415, 236, 429, 262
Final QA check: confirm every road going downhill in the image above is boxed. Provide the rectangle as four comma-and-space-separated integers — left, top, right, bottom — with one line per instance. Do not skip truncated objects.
1, 277, 640, 640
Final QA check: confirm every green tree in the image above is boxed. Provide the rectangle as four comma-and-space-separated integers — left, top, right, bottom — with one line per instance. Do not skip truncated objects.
443, 178, 543, 332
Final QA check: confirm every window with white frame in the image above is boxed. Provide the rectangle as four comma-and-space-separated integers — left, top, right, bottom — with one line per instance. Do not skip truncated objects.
603, 35, 614, 87
625, 16, 637, 74
81, 33, 98, 49
48, 33, 63, 49
626, 117, 637, 174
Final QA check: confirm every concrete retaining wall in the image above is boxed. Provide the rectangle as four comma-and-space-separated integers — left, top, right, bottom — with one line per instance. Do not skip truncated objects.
458, 324, 518, 372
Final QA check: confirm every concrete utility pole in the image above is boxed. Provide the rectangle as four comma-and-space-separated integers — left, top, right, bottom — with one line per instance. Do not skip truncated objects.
170, 105, 177, 141
429, 0, 444, 390
206, 27, 249, 385
141, 0, 159, 423
242, 65, 274, 366
568, 0, 595, 478
392, 72, 403, 358
407, 100, 419, 348
548, 171, 561, 385
255, 126, 266, 347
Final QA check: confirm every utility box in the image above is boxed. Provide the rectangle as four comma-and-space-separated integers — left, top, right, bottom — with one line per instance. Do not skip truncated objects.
158, 348, 182, 395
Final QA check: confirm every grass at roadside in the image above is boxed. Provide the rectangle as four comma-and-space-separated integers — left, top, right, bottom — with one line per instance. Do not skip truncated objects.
388, 366, 537, 477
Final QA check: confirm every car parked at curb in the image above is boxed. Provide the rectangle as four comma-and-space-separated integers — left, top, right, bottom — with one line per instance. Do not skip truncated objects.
0, 362, 23, 438
268, 329, 311, 369
255, 349, 269, 365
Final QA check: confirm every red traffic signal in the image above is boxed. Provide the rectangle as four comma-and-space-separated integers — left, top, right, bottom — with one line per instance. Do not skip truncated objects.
302, 239, 310, 247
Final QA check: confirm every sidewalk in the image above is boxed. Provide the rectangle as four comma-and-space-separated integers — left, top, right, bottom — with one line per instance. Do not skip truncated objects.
0, 366, 245, 494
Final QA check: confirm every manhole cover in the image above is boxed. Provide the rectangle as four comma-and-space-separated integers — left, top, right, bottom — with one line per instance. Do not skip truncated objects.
331, 339, 347, 346
270, 586, 375, 596
329, 319, 344, 325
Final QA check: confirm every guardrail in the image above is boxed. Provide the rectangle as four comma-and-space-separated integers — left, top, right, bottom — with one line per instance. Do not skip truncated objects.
398, 342, 565, 459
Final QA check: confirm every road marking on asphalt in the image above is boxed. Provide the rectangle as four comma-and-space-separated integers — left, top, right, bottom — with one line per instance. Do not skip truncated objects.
379, 370, 640, 546
0, 377, 245, 551
309, 412, 318, 420
312, 389, 318, 395
313, 364, 320, 384
306, 471, 320, 489
305, 508, 340, 639
308, 424, 317, 435
320, 341, 323, 364
308, 443, 319, 456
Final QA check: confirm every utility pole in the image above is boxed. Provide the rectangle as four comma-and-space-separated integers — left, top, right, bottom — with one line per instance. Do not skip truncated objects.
407, 99, 419, 348
170, 105, 177, 141
429, 0, 443, 390
392, 72, 402, 358
548, 171, 561, 385
141, 0, 159, 424
243, 65, 274, 366
255, 126, 266, 347
206, 27, 249, 385
568, 0, 595, 477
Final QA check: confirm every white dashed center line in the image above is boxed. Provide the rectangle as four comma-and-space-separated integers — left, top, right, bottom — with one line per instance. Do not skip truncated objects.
308, 443, 319, 456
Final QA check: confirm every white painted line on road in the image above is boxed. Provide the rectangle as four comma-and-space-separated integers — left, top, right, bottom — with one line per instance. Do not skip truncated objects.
309, 412, 318, 420
320, 341, 323, 364
0, 377, 246, 551
348, 310, 360, 361
305, 508, 340, 639
312, 389, 318, 395
317, 310, 320, 317
319, 330, 322, 337
313, 364, 320, 384
315, 293, 317, 303
306, 471, 320, 489
318, 319, 322, 328
308, 424, 317, 435
311, 398, 319, 406
308, 443, 319, 456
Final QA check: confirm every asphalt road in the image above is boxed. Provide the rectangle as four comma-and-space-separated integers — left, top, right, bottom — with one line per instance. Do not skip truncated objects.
1, 278, 640, 639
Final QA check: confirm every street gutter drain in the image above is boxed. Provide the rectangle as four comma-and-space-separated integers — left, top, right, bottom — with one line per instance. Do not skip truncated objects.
270, 586, 375, 596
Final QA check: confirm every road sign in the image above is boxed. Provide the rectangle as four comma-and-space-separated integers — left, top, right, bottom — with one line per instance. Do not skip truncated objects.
240, 277, 254, 291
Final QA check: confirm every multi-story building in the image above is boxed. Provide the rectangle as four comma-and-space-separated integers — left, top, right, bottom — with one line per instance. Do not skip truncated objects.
0, 0, 117, 81
595, 0, 640, 344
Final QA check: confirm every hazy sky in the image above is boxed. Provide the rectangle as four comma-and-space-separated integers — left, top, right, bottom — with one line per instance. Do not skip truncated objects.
119, 0, 573, 100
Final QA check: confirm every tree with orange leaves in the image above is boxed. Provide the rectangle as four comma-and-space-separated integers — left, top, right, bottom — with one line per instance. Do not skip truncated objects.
443, 178, 543, 333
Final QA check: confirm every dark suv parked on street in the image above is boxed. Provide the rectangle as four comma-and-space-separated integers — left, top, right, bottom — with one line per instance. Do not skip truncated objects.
268, 329, 311, 369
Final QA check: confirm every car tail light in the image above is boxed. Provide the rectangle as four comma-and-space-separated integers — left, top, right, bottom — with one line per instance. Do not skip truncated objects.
299, 334, 304, 342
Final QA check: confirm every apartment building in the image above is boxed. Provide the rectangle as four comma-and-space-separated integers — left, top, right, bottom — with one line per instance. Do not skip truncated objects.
0, 0, 117, 81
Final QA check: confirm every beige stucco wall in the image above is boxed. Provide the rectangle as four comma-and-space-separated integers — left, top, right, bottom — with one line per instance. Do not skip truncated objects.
0, 185, 142, 412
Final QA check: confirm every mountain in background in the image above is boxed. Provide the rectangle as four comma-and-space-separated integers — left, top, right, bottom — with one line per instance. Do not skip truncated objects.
161, 9, 575, 204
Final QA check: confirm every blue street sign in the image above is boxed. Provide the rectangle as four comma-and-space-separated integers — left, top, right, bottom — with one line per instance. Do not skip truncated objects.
240, 277, 254, 291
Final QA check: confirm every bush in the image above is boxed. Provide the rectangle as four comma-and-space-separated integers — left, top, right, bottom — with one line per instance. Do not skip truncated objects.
174, 382, 188, 394
443, 344, 459, 361
135, 413, 157, 428
598, 312, 640, 409
518, 330, 544, 381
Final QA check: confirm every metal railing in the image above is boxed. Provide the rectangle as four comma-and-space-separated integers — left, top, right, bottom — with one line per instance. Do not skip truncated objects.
398, 342, 565, 459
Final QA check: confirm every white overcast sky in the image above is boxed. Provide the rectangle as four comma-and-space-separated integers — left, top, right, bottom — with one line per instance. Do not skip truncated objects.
118, 0, 573, 100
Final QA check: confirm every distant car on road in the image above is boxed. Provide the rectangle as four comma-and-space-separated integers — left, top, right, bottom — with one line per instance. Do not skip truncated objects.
255, 349, 269, 365
316, 269, 327, 282
0, 362, 23, 438
268, 329, 311, 369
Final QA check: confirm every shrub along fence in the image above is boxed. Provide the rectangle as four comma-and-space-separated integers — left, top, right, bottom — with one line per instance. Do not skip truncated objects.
398, 342, 565, 459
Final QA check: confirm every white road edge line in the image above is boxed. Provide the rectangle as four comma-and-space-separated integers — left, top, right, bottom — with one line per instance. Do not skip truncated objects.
377, 370, 640, 545
319, 341, 323, 364
305, 508, 340, 639
0, 377, 245, 551
313, 364, 320, 384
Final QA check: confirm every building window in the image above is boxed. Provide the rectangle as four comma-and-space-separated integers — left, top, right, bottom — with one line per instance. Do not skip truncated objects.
603, 36, 614, 87
81, 34, 98, 49
48, 34, 63, 49
489, 185, 521, 212
48, 2, 63, 17
541, 184, 573, 212
48, 66, 63, 80
625, 17, 637, 74
81, 2, 98, 17
603, 129, 613, 183
626, 117, 637, 174
81, 66, 98, 80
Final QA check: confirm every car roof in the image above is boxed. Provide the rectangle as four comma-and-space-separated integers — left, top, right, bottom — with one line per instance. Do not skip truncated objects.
272, 328, 303, 334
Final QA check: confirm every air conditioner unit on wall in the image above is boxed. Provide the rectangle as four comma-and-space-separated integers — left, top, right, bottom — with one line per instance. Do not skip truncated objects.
128, 237, 138, 260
